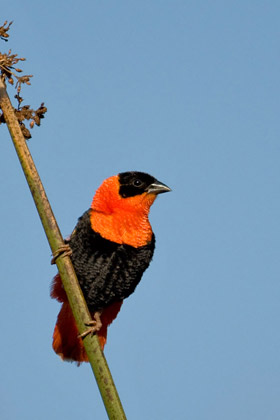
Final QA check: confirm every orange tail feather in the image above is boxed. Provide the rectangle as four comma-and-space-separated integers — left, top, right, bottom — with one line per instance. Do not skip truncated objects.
51, 273, 67, 302
51, 274, 122, 364
52, 301, 88, 364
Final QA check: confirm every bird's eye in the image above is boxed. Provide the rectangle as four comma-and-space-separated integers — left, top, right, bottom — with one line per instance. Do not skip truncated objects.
133, 179, 142, 187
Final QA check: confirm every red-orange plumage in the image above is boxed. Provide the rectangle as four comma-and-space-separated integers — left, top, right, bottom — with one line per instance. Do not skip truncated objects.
90, 175, 156, 247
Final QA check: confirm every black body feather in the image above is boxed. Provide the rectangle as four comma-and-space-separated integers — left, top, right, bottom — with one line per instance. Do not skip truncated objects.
68, 210, 155, 312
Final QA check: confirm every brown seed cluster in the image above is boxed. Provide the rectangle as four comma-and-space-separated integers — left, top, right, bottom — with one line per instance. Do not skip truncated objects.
0, 21, 47, 139
0, 20, 12, 41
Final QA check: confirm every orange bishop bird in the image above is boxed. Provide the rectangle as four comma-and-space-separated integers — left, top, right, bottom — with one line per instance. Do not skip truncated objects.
51, 171, 171, 364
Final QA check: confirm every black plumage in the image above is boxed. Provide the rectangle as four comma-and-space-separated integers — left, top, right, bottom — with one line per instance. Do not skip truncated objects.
118, 172, 157, 198
68, 210, 155, 312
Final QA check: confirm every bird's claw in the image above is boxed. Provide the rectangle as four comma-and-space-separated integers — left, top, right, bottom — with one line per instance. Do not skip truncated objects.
78, 312, 102, 339
51, 244, 72, 265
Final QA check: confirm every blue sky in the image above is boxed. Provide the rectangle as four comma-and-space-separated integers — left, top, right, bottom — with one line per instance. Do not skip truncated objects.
1, 1, 280, 419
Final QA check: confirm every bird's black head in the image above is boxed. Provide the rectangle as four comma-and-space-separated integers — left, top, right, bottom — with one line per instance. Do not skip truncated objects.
118, 171, 171, 198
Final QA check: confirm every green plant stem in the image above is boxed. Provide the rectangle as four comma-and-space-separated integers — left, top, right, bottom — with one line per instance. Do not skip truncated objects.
0, 78, 126, 420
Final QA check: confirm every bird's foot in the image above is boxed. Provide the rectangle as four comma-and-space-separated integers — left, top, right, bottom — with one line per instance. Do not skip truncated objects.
51, 244, 72, 265
78, 312, 102, 339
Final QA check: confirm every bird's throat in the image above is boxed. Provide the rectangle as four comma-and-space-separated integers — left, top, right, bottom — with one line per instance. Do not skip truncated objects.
90, 208, 153, 248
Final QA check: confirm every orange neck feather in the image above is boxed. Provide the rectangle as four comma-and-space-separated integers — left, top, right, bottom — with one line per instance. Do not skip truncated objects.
90, 176, 156, 248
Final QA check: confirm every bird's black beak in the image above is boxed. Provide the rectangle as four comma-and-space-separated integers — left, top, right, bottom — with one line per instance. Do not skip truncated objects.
147, 180, 171, 195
